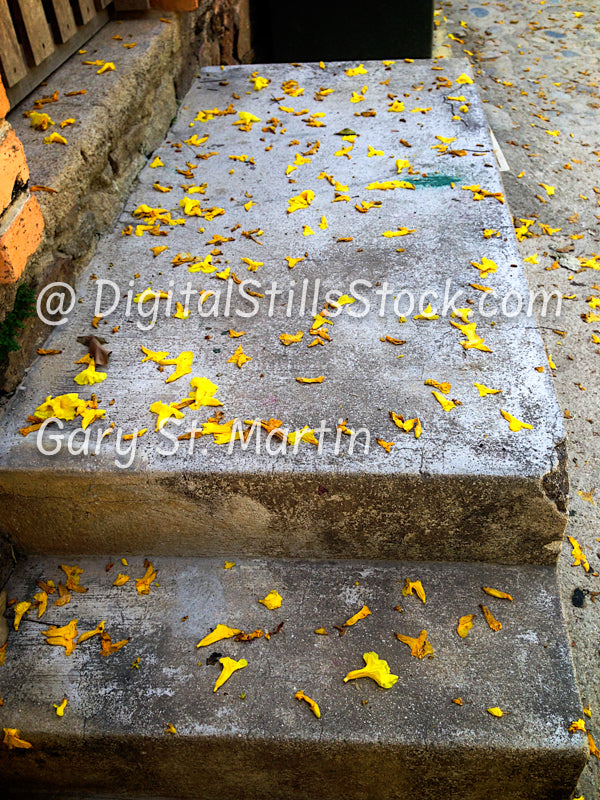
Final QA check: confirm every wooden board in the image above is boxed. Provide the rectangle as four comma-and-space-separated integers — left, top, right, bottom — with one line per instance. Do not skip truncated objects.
5, 9, 109, 107
14, 0, 55, 66
73, 0, 96, 25
48, 0, 76, 44
0, 0, 27, 86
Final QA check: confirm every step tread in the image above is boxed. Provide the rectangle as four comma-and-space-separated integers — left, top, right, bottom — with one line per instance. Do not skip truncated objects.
0, 60, 566, 563
0, 60, 562, 478
0, 557, 586, 798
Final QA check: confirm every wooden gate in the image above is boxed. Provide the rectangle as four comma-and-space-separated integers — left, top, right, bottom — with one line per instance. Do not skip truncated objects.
0, 0, 113, 108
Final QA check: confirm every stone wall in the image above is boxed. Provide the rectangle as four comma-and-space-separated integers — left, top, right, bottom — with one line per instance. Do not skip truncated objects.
0, 2, 251, 395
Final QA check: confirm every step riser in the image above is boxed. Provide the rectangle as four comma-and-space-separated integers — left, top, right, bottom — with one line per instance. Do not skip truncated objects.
0, 738, 586, 800
0, 471, 565, 563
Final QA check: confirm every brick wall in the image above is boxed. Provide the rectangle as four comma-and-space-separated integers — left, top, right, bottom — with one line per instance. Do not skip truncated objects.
0, 78, 44, 286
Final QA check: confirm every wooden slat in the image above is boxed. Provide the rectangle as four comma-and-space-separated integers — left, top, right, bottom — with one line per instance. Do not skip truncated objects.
94, 0, 112, 8
72, 0, 96, 25
12, 0, 55, 66
5, 8, 109, 107
0, 0, 27, 86
48, 0, 76, 44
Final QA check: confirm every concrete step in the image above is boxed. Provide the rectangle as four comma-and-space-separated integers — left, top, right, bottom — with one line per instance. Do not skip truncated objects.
0, 556, 587, 799
0, 59, 566, 564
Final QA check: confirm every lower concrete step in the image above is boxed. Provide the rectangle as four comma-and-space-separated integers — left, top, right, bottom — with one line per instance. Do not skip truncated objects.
0, 556, 586, 799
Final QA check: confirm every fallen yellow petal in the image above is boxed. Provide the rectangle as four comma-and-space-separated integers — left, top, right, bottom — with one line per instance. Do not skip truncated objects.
280, 331, 304, 346
285, 255, 306, 269
382, 227, 416, 237
13, 601, 31, 631
287, 189, 315, 214
214, 657, 247, 692
294, 690, 321, 718
474, 383, 501, 397
569, 536, 590, 572
343, 652, 398, 689
432, 391, 456, 412
425, 379, 451, 394
344, 605, 371, 627
457, 614, 476, 638
227, 344, 252, 368
482, 586, 513, 601
569, 718, 587, 733
240, 257, 263, 271
197, 623, 242, 648
2, 728, 33, 749
149, 401, 185, 431
43, 619, 79, 655
43, 132, 68, 145
402, 579, 426, 604
500, 409, 533, 432
346, 64, 367, 76
539, 183, 555, 196
77, 621, 105, 643
53, 698, 67, 717
414, 303, 438, 321
480, 605, 502, 632
395, 630, 434, 659
135, 562, 157, 595
259, 590, 282, 610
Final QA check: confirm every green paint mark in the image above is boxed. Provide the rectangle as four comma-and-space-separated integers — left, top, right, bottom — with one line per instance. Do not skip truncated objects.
411, 174, 460, 188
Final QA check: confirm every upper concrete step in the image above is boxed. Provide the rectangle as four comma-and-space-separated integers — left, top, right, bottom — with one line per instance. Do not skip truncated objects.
0, 556, 587, 799
0, 60, 566, 563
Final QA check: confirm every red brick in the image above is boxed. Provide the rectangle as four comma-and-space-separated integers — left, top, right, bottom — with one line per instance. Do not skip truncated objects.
0, 194, 44, 284
0, 78, 9, 121
0, 124, 29, 215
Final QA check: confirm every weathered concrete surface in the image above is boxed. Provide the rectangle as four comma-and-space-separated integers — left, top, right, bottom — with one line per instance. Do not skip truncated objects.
0, 60, 567, 563
0, 556, 587, 799
0, 2, 252, 392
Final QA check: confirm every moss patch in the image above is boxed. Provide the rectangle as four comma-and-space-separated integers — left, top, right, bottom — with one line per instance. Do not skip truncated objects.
0, 284, 36, 364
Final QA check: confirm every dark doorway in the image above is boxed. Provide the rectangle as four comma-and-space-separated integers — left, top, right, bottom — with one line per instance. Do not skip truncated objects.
250, 0, 435, 64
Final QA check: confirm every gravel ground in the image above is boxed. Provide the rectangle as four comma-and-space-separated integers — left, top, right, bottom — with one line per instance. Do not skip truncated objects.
435, 1, 600, 795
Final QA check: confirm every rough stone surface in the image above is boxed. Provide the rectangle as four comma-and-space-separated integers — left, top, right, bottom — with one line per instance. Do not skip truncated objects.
0, 2, 252, 392
0, 60, 567, 563
0, 556, 587, 799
